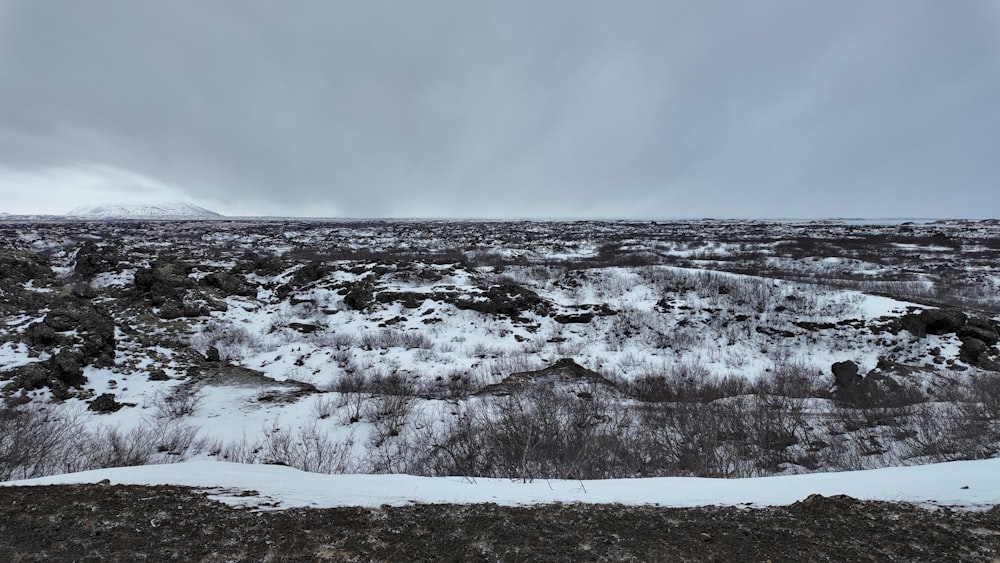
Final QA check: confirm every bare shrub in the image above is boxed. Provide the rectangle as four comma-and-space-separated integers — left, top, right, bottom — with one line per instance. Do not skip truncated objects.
310, 394, 338, 420
334, 370, 368, 394
755, 361, 826, 398
900, 375, 1000, 463
215, 422, 354, 474
154, 386, 204, 420
962, 373, 1000, 422
637, 392, 818, 478
401, 331, 433, 350
190, 320, 263, 361
740, 394, 817, 473
410, 387, 642, 481
639, 400, 744, 478
360, 329, 404, 350
325, 332, 358, 349
365, 394, 414, 446
366, 371, 416, 396
622, 362, 748, 403
0, 403, 80, 481
150, 419, 203, 457
82, 426, 157, 469
819, 403, 914, 471
900, 403, 973, 463
340, 392, 366, 424
419, 368, 482, 399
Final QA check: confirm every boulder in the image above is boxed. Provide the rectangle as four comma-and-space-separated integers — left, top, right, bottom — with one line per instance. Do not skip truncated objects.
831, 361, 860, 388
554, 312, 595, 324
204, 346, 221, 362
833, 359, 927, 405
158, 301, 210, 320
41, 297, 116, 367
147, 368, 170, 381
4, 350, 90, 398
901, 309, 968, 337
375, 291, 425, 309
455, 282, 551, 321
9, 363, 49, 391
24, 322, 57, 347
48, 349, 85, 387
289, 261, 328, 287
88, 393, 124, 414
236, 251, 284, 277
201, 271, 256, 297
960, 337, 990, 366
344, 277, 376, 311
958, 318, 999, 346
0, 250, 53, 285
73, 241, 120, 278
134, 260, 193, 306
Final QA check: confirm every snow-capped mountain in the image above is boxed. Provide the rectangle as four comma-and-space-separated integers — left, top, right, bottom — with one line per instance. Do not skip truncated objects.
66, 202, 222, 219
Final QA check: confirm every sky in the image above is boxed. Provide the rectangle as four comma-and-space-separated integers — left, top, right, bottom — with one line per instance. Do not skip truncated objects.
1, 1, 998, 219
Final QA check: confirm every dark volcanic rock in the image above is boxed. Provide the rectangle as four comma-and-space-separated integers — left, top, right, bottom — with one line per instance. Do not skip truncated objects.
478, 358, 617, 396
554, 312, 595, 324
73, 241, 120, 278
236, 251, 285, 277
134, 261, 192, 305
456, 282, 551, 321
135, 261, 226, 319
41, 296, 116, 367
287, 322, 321, 334
147, 368, 170, 381
0, 250, 53, 285
901, 309, 968, 337
89, 393, 124, 413
158, 300, 211, 320
275, 261, 329, 298
833, 359, 929, 405
7, 350, 89, 399
204, 346, 222, 362
49, 349, 85, 387
201, 271, 256, 297
375, 291, 426, 309
553, 304, 616, 324
8, 363, 49, 391
831, 360, 860, 389
24, 322, 56, 346
289, 261, 328, 287
959, 337, 996, 370
344, 277, 376, 311
959, 318, 999, 346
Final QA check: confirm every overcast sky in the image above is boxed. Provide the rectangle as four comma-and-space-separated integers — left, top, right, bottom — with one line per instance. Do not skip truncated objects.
1, 1, 998, 218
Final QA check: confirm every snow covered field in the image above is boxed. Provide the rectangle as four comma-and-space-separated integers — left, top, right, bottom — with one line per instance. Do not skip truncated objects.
2, 218, 999, 506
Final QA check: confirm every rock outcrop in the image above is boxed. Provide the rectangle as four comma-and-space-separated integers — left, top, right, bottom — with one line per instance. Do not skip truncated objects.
898, 308, 999, 370
477, 358, 618, 397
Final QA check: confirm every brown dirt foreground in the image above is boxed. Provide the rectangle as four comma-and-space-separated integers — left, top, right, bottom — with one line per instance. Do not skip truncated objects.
1, 485, 999, 562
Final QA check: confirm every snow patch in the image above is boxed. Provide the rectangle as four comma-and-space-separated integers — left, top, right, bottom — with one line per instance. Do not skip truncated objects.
4, 459, 998, 511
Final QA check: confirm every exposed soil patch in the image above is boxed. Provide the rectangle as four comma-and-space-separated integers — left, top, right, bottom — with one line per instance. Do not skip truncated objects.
1, 485, 998, 562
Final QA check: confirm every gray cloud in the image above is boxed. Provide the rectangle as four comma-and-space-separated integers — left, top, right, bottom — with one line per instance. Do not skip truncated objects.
1, 1, 998, 217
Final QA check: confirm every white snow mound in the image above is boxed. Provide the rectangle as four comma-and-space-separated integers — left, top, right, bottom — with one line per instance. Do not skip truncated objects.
4, 459, 999, 511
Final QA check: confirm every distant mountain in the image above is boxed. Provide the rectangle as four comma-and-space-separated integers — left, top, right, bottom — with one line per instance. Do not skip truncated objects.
65, 202, 223, 219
